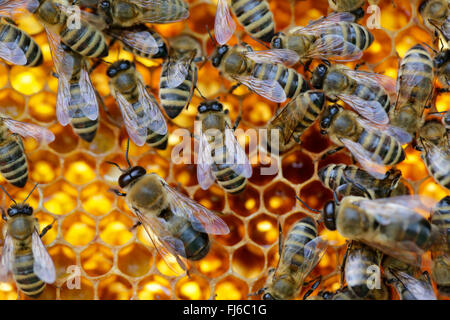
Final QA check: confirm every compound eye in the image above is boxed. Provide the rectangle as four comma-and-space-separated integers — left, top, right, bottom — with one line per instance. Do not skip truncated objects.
262, 293, 274, 300
120, 61, 130, 70
272, 37, 282, 49
323, 201, 336, 231
100, 1, 110, 9
320, 118, 331, 129
106, 68, 117, 78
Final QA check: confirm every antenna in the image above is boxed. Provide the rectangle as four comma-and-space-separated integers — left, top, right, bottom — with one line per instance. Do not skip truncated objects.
296, 195, 320, 213
125, 138, 131, 168
0, 184, 16, 204
23, 183, 38, 203
106, 161, 125, 172
206, 25, 217, 47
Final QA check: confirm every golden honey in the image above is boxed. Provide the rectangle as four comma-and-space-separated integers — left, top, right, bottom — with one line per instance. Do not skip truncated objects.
0, 0, 448, 300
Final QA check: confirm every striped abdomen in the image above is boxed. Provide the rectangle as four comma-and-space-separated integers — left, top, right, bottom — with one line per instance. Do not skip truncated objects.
231, 0, 275, 42
172, 218, 210, 260
290, 91, 325, 143
344, 242, 380, 298
148, 0, 189, 23
0, 137, 28, 188
0, 21, 43, 67
60, 21, 108, 58
252, 62, 308, 100
13, 241, 45, 298
350, 81, 391, 113
356, 128, 405, 165
159, 62, 196, 119
123, 29, 167, 59
68, 82, 98, 142
431, 196, 450, 249
422, 147, 450, 190
209, 133, 247, 194
320, 22, 373, 55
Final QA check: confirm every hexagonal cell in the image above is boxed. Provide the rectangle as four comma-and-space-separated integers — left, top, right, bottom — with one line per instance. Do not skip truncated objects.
293, 0, 328, 27
299, 123, 330, 154
10, 65, 46, 95
80, 181, 115, 216
99, 210, 134, 246
59, 277, 95, 300
29, 150, 61, 184
28, 91, 56, 123
48, 245, 77, 279
418, 178, 450, 202
85, 122, 116, 155
0, 63, 8, 89
228, 185, 260, 217
173, 163, 198, 186
232, 244, 265, 279
153, 252, 185, 277
43, 180, 78, 215
215, 276, 249, 300
196, 64, 221, 98
242, 94, 275, 127
98, 275, 132, 300
175, 275, 210, 300
377, 0, 411, 31
0, 88, 25, 118
154, 21, 185, 38
395, 26, 433, 58
193, 185, 225, 212
397, 146, 428, 181
35, 211, 58, 245
267, 244, 279, 269
80, 244, 114, 277
137, 275, 172, 300
263, 181, 296, 215
118, 243, 153, 278
187, 3, 216, 34
194, 243, 230, 278
363, 29, 393, 63
249, 154, 278, 186
299, 180, 333, 213
63, 152, 97, 185
248, 214, 278, 246
214, 214, 245, 247
5, 183, 40, 209
137, 153, 170, 179
268, 0, 292, 30
373, 56, 400, 80
48, 123, 79, 154
281, 150, 314, 184
61, 212, 96, 246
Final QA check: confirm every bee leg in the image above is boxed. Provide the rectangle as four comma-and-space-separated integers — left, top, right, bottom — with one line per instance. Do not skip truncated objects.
109, 188, 127, 197
320, 146, 344, 160
302, 59, 312, 74
340, 241, 353, 288
129, 221, 142, 231
232, 114, 242, 131
354, 62, 366, 70
228, 83, 242, 95
278, 222, 283, 256
88, 59, 102, 74
437, 88, 449, 94
303, 277, 321, 300
194, 86, 207, 100
342, 173, 373, 199
39, 219, 57, 238
422, 271, 432, 285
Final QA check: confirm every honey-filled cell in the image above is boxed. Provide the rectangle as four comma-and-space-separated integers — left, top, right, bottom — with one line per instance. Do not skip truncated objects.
43, 180, 78, 215
98, 275, 133, 300
10, 65, 46, 96
61, 212, 96, 246
0, 88, 25, 118
187, 3, 216, 34
86, 122, 116, 155
117, 243, 153, 278
281, 150, 314, 184
99, 210, 134, 246
194, 243, 230, 278
249, 154, 278, 186
137, 275, 172, 300
214, 214, 245, 247
80, 182, 115, 217
215, 276, 249, 300
175, 275, 210, 300
231, 244, 265, 279
63, 152, 97, 185
59, 278, 95, 300
263, 181, 296, 215
228, 185, 260, 217
48, 245, 77, 280
81, 244, 114, 277
48, 123, 79, 154
193, 185, 225, 212
248, 214, 278, 246
299, 180, 333, 211
29, 150, 61, 184
28, 91, 56, 123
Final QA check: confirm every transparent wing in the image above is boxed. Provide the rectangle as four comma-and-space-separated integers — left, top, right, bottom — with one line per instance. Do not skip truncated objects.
196, 133, 215, 190
0, 234, 13, 282
214, 0, 236, 45
290, 12, 356, 35
133, 206, 188, 274
357, 118, 412, 144
234, 75, 286, 103
3, 118, 55, 143
304, 35, 363, 61
108, 29, 159, 56
224, 123, 252, 178
128, 0, 189, 23
44, 26, 74, 76
357, 195, 436, 215
32, 231, 55, 284
343, 68, 397, 98
396, 65, 433, 107
341, 138, 387, 179
245, 49, 300, 67
0, 41, 27, 65
0, 0, 38, 15
113, 89, 148, 146
78, 65, 99, 121
338, 93, 389, 125
428, 144, 450, 174
56, 75, 72, 126
54, 3, 107, 30
161, 178, 230, 235
390, 270, 437, 300
166, 59, 189, 88
136, 81, 168, 136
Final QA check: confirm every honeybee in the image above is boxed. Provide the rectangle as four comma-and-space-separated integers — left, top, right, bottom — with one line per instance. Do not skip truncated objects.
195, 100, 252, 194
432, 30, 450, 89
159, 34, 203, 119
260, 217, 328, 300
418, 119, 449, 190
108, 142, 229, 273
97, 0, 189, 28
319, 195, 444, 266
419, 0, 449, 37
319, 105, 408, 180
47, 29, 99, 142
311, 63, 397, 125
328, 0, 379, 20
211, 43, 308, 103
308, 283, 390, 300
390, 44, 434, 138
383, 256, 437, 300
271, 12, 373, 63
318, 164, 403, 200
265, 90, 325, 154
214, 0, 275, 45
0, 117, 54, 188
0, 184, 56, 298
0, 16, 42, 67
107, 59, 168, 149
28, 0, 109, 59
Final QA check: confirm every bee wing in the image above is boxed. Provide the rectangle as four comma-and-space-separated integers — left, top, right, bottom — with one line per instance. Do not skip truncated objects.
196, 133, 215, 190
0, 0, 38, 15
0, 234, 14, 282
270, 104, 299, 144
161, 179, 230, 235
0, 41, 27, 65
337, 93, 389, 125
31, 230, 56, 284
56, 75, 72, 126
357, 118, 412, 144
304, 35, 363, 62
113, 89, 148, 146
357, 195, 436, 217
290, 12, 356, 35
245, 49, 300, 67
77, 65, 99, 121
224, 123, 252, 178
341, 138, 387, 179
166, 59, 189, 88
396, 68, 433, 107
234, 75, 287, 103
44, 27, 73, 76
390, 270, 437, 300
427, 143, 450, 174
133, 207, 188, 274
137, 81, 168, 136
343, 69, 397, 98
3, 118, 55, 143
128, 0, 189, 23
108, 29, 159, 56
214, 0, 236, 45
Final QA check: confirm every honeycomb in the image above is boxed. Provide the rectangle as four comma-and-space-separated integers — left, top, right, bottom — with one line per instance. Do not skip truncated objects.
0, 0, 448, 300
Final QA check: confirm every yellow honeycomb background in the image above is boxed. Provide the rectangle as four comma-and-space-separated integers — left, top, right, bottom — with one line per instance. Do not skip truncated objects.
0, 0, 448, 300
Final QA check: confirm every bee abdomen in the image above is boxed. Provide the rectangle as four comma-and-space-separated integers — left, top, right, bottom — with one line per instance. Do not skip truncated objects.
353, 83, 390, 113
68, 84, 98, 142
124, 30, 167, 59
345, 244, 379, 298
154, 0, 189, 23
283, 218, 318, 267
61, 23, 108, 58
432, 196, 450, 247
146, 130, 168, 150
358, 129, 405, 165
13, 252, 45, 298
178, 223, 210, 260
231, 0, 275, 42
422, 152, 450, 189
211, 146, 247, 194
0, 140, 28, 187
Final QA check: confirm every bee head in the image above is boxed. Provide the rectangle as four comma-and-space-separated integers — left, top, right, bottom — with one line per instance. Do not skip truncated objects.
322, 201, 336, 231
262, 293, 274, 300
319, 104, 340, 133
197, 100, 223, 114
434, 49, 449, 68
418, 0, 431, 15
211, 45, 229, 67
270, 33, 285, 49
7, 204, 33, 217
118, 166, 146, 189
351, 7, 365, 21
311, 63, 329, 89
98, 0, 113, 24
107, 60, 135, 78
